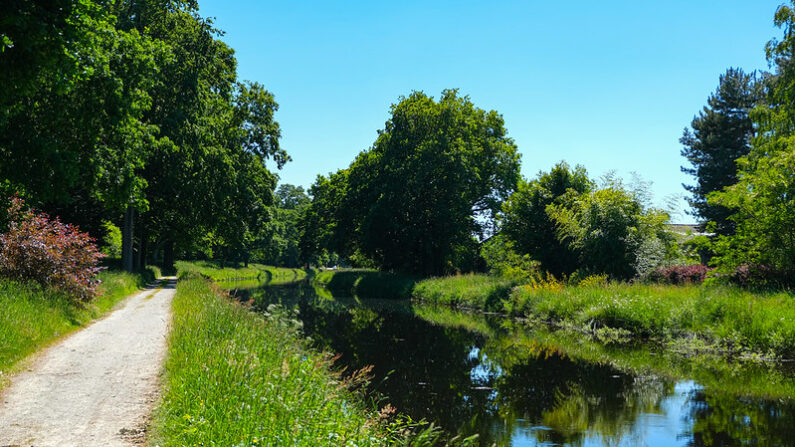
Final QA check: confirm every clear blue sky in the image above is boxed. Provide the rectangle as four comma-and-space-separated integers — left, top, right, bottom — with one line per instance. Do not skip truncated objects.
199, 0, 784, 223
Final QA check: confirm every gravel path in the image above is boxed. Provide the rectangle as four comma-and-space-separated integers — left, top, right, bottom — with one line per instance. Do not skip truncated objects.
0, 278, 176, 447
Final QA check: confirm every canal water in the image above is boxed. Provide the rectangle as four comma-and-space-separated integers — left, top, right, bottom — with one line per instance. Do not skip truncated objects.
226, 280, 795, 447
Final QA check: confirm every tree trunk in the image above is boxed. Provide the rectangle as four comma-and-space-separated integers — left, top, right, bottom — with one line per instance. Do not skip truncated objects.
138, 226, 148, 272
122, 206, 135, 273
163, 240, 174, 274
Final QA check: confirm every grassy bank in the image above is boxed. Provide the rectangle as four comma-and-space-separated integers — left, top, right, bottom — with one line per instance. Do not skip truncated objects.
508, 283, 795, 357
413, 275, 795, 358
175, 260, 308, 282
412, 274, 516, 312
149, 275, 397, 446
0, 268, 158, 378
313, 270, 418, 299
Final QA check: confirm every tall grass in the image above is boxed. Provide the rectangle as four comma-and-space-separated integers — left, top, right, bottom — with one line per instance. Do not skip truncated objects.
0, 268, 157, 378
412, 274, 516, 312
149, 275, 389, 446
508, 283, 795, 357
313, 270, 419, 299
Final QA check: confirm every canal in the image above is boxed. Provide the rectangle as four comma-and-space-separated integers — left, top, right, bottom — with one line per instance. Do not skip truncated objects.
226, 279, 795, 447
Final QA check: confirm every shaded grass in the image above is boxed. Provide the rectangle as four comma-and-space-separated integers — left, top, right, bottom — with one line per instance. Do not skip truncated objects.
148, 275, 388, 446
0, 268, 157, 378
508, 283, 795, 358
412, 274, 516, 312
313, 270, 419, 300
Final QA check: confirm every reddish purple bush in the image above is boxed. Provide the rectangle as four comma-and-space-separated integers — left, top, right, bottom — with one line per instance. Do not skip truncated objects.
647, 264, 712, 285
0, 197, 104, 301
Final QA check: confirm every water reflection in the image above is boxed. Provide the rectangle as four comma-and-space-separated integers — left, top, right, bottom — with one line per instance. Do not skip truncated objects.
227, 280, 795, 447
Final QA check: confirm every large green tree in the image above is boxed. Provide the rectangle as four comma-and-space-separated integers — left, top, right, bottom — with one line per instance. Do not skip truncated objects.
256, 184, 311, 267
341, 90, 521, 275
500, 162, 593, 277
680, 68, 762, 235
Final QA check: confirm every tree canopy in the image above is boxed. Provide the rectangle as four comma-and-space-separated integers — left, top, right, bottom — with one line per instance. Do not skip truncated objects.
0, 0, 286, 272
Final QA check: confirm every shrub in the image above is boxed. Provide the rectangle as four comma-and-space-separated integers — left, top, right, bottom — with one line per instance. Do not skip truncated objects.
0, 197, 104, 301
646, 264, 711, 285
728, 263, 792, 289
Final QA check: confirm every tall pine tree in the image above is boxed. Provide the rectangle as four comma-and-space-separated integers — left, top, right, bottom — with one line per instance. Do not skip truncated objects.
680, 68, 763, 235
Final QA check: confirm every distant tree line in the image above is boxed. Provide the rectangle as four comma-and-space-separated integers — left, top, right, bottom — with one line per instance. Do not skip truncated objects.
295, 1, 795, 284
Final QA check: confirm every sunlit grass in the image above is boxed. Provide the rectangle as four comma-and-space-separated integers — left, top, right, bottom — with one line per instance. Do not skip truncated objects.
412, 274, 516, 312
0, 268, 156, 378
148, 275, 388, 446
508, 283, 795, 357
175, 260, 308, 282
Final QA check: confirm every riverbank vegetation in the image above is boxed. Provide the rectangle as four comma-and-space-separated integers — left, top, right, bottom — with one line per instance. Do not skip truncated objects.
175, 261, 308, 282
150, 274, 464, 447
411, 276, 795, 358
412, 304, 795, 401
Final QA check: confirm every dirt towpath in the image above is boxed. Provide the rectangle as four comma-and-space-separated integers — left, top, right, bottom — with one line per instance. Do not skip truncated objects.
0, 278, 176, 447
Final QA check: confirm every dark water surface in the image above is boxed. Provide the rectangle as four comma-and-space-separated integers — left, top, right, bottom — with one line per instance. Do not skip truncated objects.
227, 280, 795, 447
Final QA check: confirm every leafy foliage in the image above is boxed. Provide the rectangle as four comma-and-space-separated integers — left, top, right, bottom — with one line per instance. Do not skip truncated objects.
707, 3, 795, 284
547, 176, 678, 280
479, 234, 542, 284
501, 162, 593, 277
0, 197, 104, 301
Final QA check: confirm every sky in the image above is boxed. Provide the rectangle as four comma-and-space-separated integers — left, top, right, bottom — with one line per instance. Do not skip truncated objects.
198, 0, 784, 223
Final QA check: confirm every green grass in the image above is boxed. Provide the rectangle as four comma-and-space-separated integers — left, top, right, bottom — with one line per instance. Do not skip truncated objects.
508, 282, 795, 358
0, 268, 158, 379
412, 274, 516, 312
410, 275, 795, 358
149, 275, 390, 447
175, 260, 308, 282
313, 270, 419, 299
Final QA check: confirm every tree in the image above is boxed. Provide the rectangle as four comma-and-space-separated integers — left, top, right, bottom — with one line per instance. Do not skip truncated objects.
708, 2, 795, 282
255, 184, 310, 267
343, 90, 521, 275
500, 162, 593, 277
680, 68, 762, 235
548, 177, 676, 280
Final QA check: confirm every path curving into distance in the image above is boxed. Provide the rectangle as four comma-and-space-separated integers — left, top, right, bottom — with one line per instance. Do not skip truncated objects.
0, 278, 176, 447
